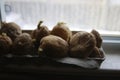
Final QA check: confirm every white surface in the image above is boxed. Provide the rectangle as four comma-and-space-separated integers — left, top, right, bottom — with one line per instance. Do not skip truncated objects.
100, 52, 120, 70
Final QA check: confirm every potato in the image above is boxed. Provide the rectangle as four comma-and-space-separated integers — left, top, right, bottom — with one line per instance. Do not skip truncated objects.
0, 33, 12, 55
51, 22, 72, 43
0, 22, 22, 41
12, 33, 35, 55
69, 31, 96, 58
31, 21, 49, 49
91, 29, 103, 48
39, 35, 68, 58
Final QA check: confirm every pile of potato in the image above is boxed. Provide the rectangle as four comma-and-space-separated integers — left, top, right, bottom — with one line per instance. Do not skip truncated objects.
0, 21, 103, 59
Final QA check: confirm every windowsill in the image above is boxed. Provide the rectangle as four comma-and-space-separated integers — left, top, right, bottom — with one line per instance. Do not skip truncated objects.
0, 30, 120, 79
100, 52, 120, 70
23, 30, 120, 71
100, 35, 120, 70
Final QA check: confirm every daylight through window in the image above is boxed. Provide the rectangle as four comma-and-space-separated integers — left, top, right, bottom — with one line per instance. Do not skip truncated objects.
1, 0, 120, 35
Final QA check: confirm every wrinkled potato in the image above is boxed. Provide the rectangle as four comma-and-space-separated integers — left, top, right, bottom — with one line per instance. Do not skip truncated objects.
0, 22, 22, 41
69, 31, 96, 58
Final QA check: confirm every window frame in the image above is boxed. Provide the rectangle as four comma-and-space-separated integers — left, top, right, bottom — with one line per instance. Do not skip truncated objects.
0, 0, 5, 22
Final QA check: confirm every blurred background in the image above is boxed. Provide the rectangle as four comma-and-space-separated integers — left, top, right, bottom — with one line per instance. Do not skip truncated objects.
1, 0, 120, 35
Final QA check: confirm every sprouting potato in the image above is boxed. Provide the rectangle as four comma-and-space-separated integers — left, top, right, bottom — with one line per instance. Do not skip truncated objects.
31, 21, 50, 49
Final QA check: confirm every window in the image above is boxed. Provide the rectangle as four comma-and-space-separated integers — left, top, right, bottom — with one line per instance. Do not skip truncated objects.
1, 0, 120, 35
0, 0, 120, 71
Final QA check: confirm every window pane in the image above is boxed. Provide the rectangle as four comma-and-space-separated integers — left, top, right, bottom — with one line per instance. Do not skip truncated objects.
2, 0, 120, 35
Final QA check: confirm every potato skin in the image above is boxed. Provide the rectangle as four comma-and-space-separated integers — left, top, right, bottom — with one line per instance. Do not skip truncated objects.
31, 21, 49, 49
0, 22, 22, 41
31, 26, 49, 41
0, 33, 12, 55
39, 35, 68, 58
51, 22, 72, 43
89, 47, 103, 58
91, 29, 102, 48
69, 31, 96, 58
12, 33, 35, 55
